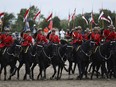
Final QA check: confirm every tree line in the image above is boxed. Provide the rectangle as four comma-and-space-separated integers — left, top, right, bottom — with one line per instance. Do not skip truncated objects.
1, 5, 116, 32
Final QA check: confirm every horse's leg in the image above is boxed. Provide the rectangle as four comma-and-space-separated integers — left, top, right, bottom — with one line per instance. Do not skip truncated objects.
77, 62, 82, 80
91, 64, 95, 80
88, 63, 92, 73
81, 63, 85, 79
56, 66, 60, 80
23, 62, 30, 80
37, 68, 42, 80
72, 63, 76, 74
0, 65, 3, 80
85, 62, 89, 79
8, 61, 17, 80
68, 61, 72, 79
101, 62, 108, 78
17, 62, 23, 80
4, 66, 7, 81
59, 65, 64, 79
96, 64, 100, 78
50, 65, 56, 79
31, 63, 37, 80
104, 62, 108, 78
43, 69, 46, 79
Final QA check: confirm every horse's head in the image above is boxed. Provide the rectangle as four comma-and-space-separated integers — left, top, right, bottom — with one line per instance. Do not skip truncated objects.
51, 43, 59, 56
36, 44, 44, 55
65, 44, 73, 53
81, 40, 96, 55
12, 44, 21, 58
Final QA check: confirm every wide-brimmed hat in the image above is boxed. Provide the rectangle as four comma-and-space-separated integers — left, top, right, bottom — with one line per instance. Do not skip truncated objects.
25, 28, 31, 32
4, 26, 10, 31
37, 28, 42, 32
85, 28, 90, 32
93, 27, 100, 31
108, 25, 114, 29
113, 27, 115, 30
51, 28, 56, 32
75, 26, 82, 30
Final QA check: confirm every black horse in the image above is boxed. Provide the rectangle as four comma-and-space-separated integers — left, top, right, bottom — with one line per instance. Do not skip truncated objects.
74, 40, 95, 80
106, 41, 116, 78
31, 44, 51, 80
0, 43, 21, 80
17, 45, 34, 80
50, 43, 67, 80
90, 41, 116, 79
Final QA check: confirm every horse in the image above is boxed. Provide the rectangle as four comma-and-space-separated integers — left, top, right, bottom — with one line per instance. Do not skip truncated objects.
60, 40, 76, 78
17, 45, 34, 80
0, 43, 21, 80
31, 44, 51, 80
50, 43, 67, 80
74, 40, 96, 80
90, 41, 116, 79
106, 41, 116, 78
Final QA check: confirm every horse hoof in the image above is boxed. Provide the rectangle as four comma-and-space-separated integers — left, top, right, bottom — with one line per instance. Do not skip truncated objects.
72, 71, 75, 74
8, 78, 11, 80
32, 78, 35, 80
50, 77, 53, 80
4, 79, 6, 81
76, 76, 82, 80
85, 77, 89, 80
56, 77, 60, 80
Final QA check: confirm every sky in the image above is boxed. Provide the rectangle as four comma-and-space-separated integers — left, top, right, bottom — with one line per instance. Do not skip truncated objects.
0, 0, 116, 19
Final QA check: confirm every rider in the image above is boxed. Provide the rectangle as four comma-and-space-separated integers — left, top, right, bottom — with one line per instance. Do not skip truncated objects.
83, 28, 91, 41
65, 29, 71, 42
103, 25, 115, 42
36, 28, 48, 45
0, 26, 13, 49
49, 28, 60, 44
90, 27, 101, 46
21, 29, 33, 48
71, 26, 83, 48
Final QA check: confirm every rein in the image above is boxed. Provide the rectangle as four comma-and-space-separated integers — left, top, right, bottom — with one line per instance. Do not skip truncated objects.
58, 47, 66, 62
58, 47, 66, 59
80, 47, 91, 57
36, 45, 52, 60
98, 46, 112, 60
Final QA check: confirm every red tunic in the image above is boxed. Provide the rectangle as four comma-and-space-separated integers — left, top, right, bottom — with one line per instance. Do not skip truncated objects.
71, 31, 83, 44
21, 34, 32, 46
91, 33, 101, 45
36, 33, 48, 44
83, 33, 90, 41
49, 34, 60, 44
103, 29, 115, 42
0, 34, 13, 48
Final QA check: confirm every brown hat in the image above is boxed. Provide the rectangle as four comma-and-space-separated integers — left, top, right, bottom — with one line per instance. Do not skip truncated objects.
108, 25, 114, 29
37, 28, 42, 32
52, 28, 56, 32
75, 26, 82, 30
4, 27, 10, 31
93, 27, 99, 31
85, 28, 90, 32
